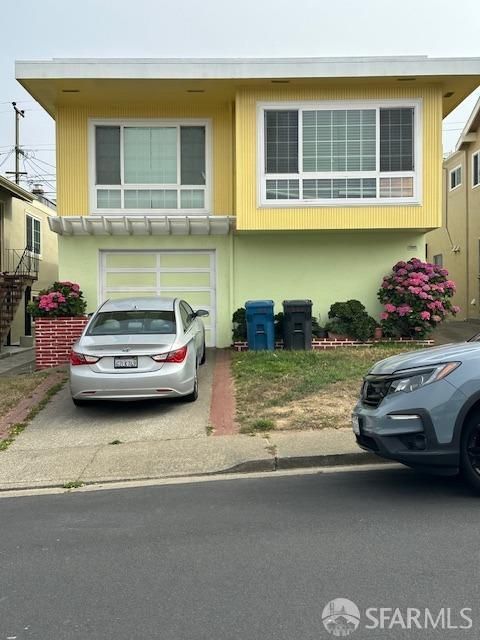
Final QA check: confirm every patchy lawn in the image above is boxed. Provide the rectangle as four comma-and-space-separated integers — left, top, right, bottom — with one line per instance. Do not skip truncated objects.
0, 371, 50, 419
232, 346, 422, 433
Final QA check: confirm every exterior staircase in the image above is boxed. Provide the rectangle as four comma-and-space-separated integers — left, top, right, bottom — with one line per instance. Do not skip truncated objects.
0, 249, 39, 346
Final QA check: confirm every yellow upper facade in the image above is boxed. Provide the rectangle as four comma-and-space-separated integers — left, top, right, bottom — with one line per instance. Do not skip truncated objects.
16, 56, 480, 232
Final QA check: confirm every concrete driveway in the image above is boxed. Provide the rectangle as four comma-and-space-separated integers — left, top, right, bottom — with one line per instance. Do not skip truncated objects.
0, 351, 272, 489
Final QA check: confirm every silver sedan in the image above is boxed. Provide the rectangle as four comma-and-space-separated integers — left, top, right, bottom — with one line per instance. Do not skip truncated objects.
69, 297, 208, 406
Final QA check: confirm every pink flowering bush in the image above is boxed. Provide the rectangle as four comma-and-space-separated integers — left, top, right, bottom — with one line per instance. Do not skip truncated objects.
28, 281, 87, 318
378, 258, 460, 338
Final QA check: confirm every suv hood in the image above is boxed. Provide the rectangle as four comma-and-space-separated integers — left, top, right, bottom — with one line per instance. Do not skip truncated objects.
369, 342, 480, 375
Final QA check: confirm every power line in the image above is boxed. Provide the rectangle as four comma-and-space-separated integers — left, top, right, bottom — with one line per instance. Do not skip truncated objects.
0, 149, 14, 170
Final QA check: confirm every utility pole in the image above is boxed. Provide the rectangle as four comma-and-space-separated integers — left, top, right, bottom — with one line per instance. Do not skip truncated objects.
5, 102, 27, 185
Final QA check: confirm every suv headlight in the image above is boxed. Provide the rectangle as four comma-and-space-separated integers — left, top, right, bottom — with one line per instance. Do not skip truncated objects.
388, 362, 460, 394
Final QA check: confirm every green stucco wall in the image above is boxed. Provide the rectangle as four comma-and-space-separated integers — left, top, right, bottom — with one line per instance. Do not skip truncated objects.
58, 230, 425, 347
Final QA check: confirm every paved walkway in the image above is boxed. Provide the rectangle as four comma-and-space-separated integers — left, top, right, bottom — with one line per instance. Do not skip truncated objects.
431, 319, 480, 344
0, 347, 35, 376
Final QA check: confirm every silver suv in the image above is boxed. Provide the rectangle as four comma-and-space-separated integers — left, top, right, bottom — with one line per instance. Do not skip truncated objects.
352, 340, 480, 491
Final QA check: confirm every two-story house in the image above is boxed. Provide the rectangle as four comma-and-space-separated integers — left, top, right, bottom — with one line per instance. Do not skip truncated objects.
0, 176, 58, 346
15, 56, 480, 347
427, 97, 480, 319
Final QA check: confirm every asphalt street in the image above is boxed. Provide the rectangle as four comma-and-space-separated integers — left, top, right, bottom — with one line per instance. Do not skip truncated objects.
1, 467, 479, 640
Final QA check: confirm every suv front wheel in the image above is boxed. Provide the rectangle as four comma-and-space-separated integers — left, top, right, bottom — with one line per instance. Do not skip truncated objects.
460, 411, 480, 492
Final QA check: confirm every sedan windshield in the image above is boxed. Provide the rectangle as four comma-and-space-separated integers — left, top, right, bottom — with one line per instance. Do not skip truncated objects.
88, 310, 176, 335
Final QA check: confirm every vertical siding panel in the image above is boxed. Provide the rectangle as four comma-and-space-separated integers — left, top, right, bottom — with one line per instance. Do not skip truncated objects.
235, 85, 443, 230
56, 102, 233, 216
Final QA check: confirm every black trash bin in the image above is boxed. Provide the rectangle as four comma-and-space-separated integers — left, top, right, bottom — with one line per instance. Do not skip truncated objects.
282, 300, 313, 350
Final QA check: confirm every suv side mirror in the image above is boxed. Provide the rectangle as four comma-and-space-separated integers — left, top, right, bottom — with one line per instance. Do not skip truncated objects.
195, 309, 209, 318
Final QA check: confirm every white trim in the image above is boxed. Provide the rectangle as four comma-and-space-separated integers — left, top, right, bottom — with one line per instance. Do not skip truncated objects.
473, 150, 480, 189
448, 164, 462, 191
88, 118, 213, 215
98, 249, 217, 347
48, 214, 233, 236
16, 56, 480, 81
455, 96, 480, 151
25, 212, 42, 258
257, 99, 422, 207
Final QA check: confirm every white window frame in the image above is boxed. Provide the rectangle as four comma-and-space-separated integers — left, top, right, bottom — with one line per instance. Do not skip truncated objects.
449, 164, 462, 191
257, 99, 422, 207
26, 213, 41, 257
473, 150, 480, 189
89, 119, 213, 215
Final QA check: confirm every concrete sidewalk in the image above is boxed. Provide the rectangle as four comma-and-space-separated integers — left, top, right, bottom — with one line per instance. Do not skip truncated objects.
0, 424, 377, 490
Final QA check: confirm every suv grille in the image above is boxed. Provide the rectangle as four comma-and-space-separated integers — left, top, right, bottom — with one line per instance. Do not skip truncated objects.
361, 375, 394, 407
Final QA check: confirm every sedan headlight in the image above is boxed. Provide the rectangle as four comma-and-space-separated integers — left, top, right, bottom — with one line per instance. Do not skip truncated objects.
388, 362, 460, 394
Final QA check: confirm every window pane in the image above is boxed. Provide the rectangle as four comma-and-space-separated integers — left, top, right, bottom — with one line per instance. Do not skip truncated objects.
380, 108, 414, 172
266, 179, 299, 200
379, 176, 414, 198
264, 111, 298, 173
124, 127, 177, 184
97, 189, 121, 209
433, 254, 443, 267
95, 126, 121, 185
302, 178, 376, 199
33, 219, 41, 255
180, 189, 205, 208
474, 154, 479, 186
302, 109, 376, 173
124, 189, 177, 209
26, 216, 32, 250
181, 127, 205, 185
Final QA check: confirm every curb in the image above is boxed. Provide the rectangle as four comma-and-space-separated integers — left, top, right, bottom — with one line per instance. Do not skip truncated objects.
224, 451, 384, 474
0, 450, 389, 493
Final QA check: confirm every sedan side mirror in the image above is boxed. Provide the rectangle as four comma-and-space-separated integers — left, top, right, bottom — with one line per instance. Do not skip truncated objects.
195, 309, 209, 318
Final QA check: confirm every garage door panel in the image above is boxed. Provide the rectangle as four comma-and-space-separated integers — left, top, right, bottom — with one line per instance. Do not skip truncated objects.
161, 272, 211, 288
101, 250, 216, 346
105, 272, 157, 288
106, 290, 158, 300
161, 254, 211, 268
106, 253, 156, 269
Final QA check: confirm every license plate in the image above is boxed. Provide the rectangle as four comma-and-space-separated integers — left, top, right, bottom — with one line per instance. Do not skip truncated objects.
352, 415, 361, 435
114, 356, 138, 369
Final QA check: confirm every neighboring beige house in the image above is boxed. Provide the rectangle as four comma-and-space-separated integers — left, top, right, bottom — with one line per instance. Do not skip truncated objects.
427, 97, 480, 320
0, 176, 58, 346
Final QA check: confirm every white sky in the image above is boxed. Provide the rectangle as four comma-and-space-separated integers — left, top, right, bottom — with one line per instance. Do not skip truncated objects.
1, 0, 479, 200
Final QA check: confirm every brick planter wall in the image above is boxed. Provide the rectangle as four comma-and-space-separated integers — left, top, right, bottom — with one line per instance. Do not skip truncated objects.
35, 316, 89, 370
232, 337, 435, 352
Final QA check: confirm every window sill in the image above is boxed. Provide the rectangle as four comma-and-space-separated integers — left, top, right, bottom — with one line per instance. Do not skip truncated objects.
92, 209, 211, 216
258, 199, 422, 208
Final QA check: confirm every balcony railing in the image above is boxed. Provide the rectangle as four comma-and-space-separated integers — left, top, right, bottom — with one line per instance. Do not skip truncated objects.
1, 248, 39, 279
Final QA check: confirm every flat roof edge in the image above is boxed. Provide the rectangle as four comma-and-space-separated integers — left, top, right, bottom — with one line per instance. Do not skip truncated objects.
15, 56, 480, 81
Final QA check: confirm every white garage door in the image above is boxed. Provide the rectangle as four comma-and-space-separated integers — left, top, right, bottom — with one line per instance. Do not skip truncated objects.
100, 250, 216, 346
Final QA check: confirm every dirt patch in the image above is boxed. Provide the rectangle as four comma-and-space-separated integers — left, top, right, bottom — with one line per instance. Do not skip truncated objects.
0, 371, 49, 419
268, 380, 360, 430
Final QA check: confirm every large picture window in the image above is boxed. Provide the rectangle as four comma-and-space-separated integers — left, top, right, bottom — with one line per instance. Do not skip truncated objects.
91, 121, 209, 212
260, 101, 420, 205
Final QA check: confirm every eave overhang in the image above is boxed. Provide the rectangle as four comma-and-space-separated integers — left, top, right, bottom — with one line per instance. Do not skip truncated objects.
48, 215, 235, 236
15, 55, 480, 118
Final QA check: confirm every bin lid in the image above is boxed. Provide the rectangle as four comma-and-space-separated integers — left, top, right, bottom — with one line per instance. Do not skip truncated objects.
245, 300, 274, 309
282, 299, 312, 307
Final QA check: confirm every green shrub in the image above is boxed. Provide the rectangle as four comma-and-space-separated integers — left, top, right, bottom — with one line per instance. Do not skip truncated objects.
232, 307, 247, 341
325, 299, 377, 342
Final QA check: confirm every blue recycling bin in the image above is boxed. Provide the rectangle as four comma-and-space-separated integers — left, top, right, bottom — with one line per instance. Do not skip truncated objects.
245, 300, 275, 351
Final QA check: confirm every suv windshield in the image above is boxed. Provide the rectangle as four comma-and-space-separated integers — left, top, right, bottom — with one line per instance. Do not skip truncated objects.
88, 310, 176, 335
